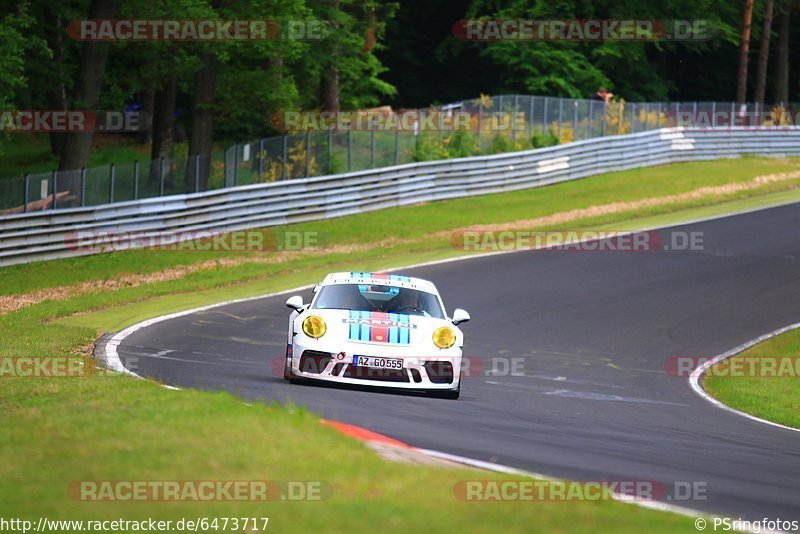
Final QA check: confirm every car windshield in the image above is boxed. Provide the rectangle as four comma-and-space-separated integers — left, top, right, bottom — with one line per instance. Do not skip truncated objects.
313, 283, 445, 319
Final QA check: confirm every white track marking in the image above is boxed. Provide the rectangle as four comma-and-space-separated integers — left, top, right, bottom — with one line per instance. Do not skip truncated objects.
689, 323, 800, 434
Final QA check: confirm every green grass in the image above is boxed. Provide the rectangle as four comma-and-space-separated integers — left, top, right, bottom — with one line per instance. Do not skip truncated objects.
4, 156, 799, 532
704, 328, 800, 429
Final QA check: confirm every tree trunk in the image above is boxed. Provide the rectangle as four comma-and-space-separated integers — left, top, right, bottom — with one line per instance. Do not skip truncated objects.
185, 52, 217, 191
754, 0, 774, 105
148, 64, 177, 189
138, 85, 155, 145
736, 0, 756, 104
319, 64, 340, 112
58, 0, 120, 171
57, 0, 121, 205
44, 12, 68, 157
773, 0, 792, 105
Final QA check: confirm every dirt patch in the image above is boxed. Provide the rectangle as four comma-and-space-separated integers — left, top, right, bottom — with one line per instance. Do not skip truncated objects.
3, 168, 800, 315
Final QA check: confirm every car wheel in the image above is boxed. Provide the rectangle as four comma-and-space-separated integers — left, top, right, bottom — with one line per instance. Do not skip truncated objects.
283, 357, 293, 381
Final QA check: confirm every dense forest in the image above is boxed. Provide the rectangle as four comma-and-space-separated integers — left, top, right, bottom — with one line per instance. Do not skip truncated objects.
0, 0, 797, 180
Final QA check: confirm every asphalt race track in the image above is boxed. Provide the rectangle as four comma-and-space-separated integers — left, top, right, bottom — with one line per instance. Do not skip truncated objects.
111, 204, 800, 520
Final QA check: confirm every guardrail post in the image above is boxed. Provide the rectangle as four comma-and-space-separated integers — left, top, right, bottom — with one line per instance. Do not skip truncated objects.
133, 160, 139, 200
80, 167, 87, 206
194, 155, 200, 192
282, 136, 288, 180
258, 139, 264, 181
52, 170, 58, 210
159, 157, 165, 196
109, 163, 115, 203
23, 174, 29, 213
233, 143, 239, 186
306, 131, 311, 176
347, 130, 352, 172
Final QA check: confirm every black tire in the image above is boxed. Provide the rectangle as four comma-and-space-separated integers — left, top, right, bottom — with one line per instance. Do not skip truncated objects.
283, 357, 293, 381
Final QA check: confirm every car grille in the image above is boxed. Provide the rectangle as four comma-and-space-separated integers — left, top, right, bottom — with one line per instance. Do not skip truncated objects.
341, 365, 410, 382
423, 361, 454, 384
299, 351, 332, 374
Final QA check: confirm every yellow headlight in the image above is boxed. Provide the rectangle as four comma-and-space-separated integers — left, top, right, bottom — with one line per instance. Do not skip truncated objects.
432, 326, 456, 349
302, 315, 327, 338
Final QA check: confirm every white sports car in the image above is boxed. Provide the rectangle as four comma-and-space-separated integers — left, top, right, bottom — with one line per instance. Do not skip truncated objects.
283, 272, 470, 399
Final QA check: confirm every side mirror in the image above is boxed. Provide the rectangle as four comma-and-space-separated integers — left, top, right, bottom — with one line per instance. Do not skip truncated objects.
286, 295, 305, 313
452, 308, 470, 325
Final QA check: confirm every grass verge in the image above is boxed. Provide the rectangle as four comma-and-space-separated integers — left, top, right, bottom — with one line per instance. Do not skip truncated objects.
3, 156, 798, 531
704, 328, 800, 429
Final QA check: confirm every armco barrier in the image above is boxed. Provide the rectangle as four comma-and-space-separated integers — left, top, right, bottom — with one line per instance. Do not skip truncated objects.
1, 127, 798, 266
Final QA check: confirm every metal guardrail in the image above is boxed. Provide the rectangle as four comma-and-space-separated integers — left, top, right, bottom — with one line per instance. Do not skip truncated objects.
0, 127, 798, 266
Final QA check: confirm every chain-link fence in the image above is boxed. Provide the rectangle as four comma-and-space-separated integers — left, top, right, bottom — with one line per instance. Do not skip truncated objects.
2, 95, 799, 214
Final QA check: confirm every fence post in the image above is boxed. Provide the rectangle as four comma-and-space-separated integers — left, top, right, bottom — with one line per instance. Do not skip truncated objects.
133, 160, 139, 200
306, 131, 311, 177
394, 123, 400, 165
542, 98, 548, 136
233, 144, 239, 186
159, 157, 165, 196
258, 139, 264, 181
370, 129, 376, 168
529, 96, 535, 140
557, 98, 563, 140
347, 130, 352, 172
711, 101, 716, 127
512, 94, 519, 142
478, 101, 483, 151
80, 168, 87, 206
109, 163, 115, 203
631, 103, 636, 133
730, 101, 735, 127
52, 170, 58, 210
572, 99, 578, 140
589, 99, 594, 138
282, 136, 288, 180
194, 155, 200, 192
328, 130, 333, 173
23, 174, 29, 213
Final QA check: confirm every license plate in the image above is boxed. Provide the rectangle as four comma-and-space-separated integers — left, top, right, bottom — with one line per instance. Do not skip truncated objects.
352, 356, 403, 370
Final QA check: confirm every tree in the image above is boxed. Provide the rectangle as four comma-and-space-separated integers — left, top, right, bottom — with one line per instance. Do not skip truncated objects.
736, 0, 755, 103
754, 0, 774, 105
58, 0, 121, 179
773, 0, 793, 104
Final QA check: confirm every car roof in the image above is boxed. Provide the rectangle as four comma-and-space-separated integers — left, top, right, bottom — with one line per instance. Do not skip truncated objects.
320, 272, 439, 294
